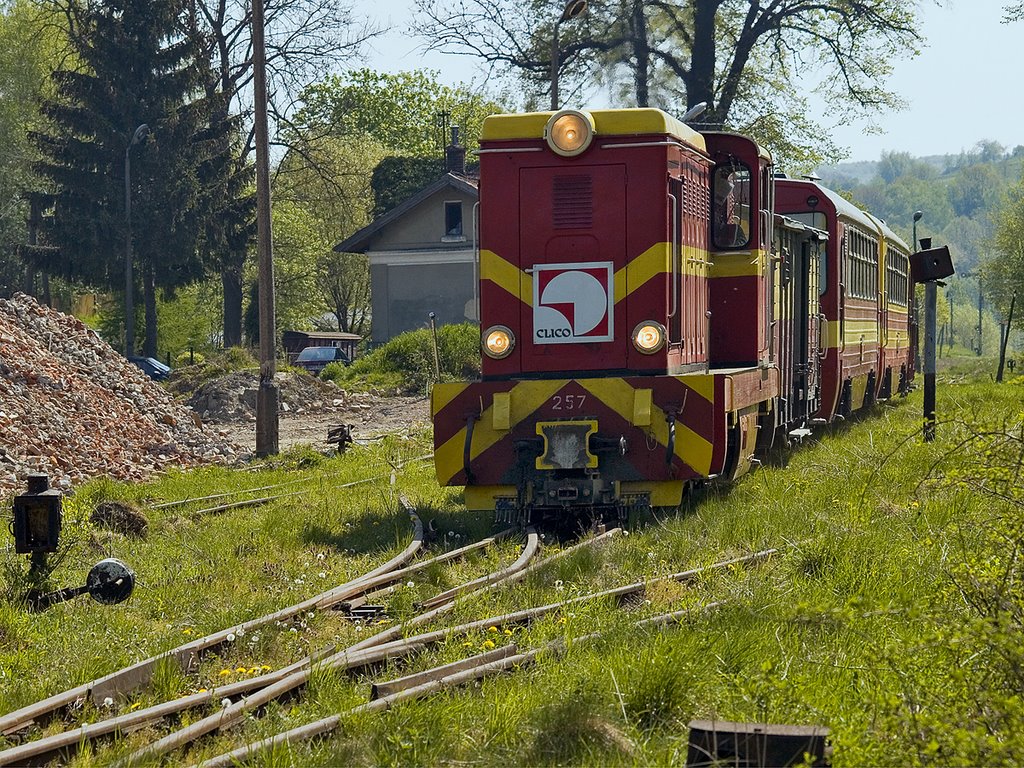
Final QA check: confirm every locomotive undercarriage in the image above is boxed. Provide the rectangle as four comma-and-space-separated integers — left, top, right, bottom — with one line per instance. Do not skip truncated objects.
495, 432, 646, 525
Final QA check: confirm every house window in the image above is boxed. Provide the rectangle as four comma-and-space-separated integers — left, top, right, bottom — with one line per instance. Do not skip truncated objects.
444, 201, 463, 238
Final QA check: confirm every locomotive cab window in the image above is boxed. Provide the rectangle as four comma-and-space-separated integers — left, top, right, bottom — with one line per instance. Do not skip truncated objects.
712, 163, 751, 249
444, 201, 464, 240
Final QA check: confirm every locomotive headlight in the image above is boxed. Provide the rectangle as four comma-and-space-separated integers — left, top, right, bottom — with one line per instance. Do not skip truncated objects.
483, 325, 515, 359
632, 321, 666, 354
544, 110, 595, 157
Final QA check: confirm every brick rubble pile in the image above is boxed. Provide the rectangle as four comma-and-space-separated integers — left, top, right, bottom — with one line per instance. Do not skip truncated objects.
0, 293, 239, 498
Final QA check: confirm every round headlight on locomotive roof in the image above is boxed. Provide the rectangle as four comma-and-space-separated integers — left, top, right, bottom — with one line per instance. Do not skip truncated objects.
483, 325, 515, 359
544, 110, 595, 157
632, 321, 666, 354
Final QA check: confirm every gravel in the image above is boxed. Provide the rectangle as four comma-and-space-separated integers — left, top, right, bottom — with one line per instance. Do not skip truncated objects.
0, 294, 240, 499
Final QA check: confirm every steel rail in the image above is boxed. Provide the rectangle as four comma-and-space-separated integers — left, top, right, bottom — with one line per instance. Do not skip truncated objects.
193, 601, 730, 768
0, 508, 424, 738
154, 453, 432, 512
120, 529, 542, 765
0, 525, 517, 765
346, 528, 541, 652
162, 546, 773, 767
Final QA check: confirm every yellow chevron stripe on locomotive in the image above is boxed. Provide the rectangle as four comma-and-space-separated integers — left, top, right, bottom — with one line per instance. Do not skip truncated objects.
432, 375, 719, 512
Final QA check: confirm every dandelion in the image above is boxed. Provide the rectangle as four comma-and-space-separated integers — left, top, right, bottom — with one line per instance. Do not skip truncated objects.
248, 667, 259, 675
375, 619, 389, 625
308, 612, 316, 620
235, 666, 247, 674
102, 697, 114, 708
488, 626, 498, 634
406, 581, 415, 588
198, 688, 207, 693
319, 571, 327, 579
289, 627, 298, 633
504, 629, 513, 636
226, 633, 236, 642
221, 698, 232, 708
129, 702, 142, 711
219, 669, 232, 676
463, 642, 474, 648
317, 553, 326, 561
182, 628, 193, 636
558, 616, 567, 625
482, 640, 496, 650
261, 665, 272, 671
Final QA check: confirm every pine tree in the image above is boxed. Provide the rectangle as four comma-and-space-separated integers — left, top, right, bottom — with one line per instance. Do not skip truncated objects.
31, 0, 234, 355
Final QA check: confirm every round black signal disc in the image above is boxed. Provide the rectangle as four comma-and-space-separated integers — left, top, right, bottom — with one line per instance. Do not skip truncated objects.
87, 558, 136, 605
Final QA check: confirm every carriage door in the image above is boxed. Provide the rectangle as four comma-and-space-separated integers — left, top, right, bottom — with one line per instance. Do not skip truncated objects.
802, 233, 823, 417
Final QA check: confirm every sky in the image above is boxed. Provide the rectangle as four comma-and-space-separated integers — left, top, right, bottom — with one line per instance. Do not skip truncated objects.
350, 0, 1021, 163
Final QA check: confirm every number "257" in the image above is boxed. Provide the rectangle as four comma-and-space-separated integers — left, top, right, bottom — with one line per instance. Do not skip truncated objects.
551, 394, 586, 411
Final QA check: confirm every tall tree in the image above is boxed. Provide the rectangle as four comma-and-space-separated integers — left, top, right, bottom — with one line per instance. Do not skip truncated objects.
186, 0, 380, 347
0, 0, 63, 298
984, 171, 1024, 375
31, 0, 232, 356
412, 0, 923, 166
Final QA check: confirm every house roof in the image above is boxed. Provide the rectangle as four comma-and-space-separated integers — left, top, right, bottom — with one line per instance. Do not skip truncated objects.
334, 172, 479, 254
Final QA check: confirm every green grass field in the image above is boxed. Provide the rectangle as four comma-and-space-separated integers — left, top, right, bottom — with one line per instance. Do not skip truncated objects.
2, 360, 1024, 766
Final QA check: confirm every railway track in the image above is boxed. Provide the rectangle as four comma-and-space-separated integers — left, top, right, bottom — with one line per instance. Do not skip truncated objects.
1, 467, 783, 768
0, 494, 548, 767
189, 545, 775, 768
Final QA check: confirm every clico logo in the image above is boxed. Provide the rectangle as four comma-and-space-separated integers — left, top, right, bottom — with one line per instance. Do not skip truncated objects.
532, 261, 614, 344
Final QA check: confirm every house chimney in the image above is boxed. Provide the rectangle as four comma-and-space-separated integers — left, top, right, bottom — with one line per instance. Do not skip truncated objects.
445, 126, 466, 176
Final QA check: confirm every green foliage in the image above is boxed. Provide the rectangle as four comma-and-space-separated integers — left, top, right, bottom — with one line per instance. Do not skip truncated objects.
0, 0, 62, 297
295, 69, 505, 158
323, 323, 480, 394
273, 134, 383, 335
30, 0, 236, 355
371, 156, 444, 217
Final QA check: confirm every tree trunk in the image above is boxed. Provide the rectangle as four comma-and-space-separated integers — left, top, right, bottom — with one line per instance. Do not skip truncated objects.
996, 294, 1015, 383
631, 0, 650, 107
688, 0, 719, 112
222, 261, 243, 347
143, 262, 158, 358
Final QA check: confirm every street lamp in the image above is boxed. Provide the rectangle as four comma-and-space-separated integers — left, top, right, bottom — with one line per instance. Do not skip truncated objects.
124, 123, 149, 356
912, 210, 922, 251
550, 0, 588, 111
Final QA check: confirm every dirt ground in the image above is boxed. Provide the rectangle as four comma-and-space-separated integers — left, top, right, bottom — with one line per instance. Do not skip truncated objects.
213, 395, 431, 454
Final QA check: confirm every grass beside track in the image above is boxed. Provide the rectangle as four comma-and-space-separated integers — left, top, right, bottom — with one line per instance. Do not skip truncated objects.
3, 359, 1024, 766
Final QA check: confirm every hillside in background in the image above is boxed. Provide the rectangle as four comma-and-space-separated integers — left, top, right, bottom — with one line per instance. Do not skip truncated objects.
816, 140, 1024, 277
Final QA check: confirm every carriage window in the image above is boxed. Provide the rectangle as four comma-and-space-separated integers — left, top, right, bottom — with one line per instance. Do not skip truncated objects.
712, 163, 751, 249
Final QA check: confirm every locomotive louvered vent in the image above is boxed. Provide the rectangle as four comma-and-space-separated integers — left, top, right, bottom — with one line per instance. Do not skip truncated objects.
553, 175, 593, 229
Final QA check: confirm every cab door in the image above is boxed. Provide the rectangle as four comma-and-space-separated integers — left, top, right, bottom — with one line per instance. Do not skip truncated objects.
518, 165, 628, 374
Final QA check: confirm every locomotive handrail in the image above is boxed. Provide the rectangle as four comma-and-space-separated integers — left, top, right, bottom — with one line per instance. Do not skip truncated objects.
668, 192, 679, 320
817, 313, 828, 360
472, 201, 480, 321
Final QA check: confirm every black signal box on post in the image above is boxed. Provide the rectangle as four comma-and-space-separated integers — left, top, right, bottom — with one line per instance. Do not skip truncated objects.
910, 244, 954, 284
12, 474, 62, 554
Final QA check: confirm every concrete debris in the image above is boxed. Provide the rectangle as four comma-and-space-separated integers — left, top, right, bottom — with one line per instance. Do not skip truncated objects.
0, 293, 240, 499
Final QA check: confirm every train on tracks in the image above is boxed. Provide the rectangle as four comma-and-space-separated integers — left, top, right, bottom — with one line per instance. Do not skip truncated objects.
432, 107, 914, 522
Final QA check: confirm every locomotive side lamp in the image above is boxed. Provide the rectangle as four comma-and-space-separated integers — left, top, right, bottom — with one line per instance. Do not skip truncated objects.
483, 325, 515, 359
12, 473, 62, 556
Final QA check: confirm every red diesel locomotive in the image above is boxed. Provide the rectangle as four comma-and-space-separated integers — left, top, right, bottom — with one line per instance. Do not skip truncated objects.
431, 108, 914, 521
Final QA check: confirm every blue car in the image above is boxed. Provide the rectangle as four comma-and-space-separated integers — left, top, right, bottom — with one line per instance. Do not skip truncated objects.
129, 356, 172, 381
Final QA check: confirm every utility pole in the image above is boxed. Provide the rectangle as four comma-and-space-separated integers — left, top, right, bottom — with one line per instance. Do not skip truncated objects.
977, 276, 983, 356
252, 0, 279, 456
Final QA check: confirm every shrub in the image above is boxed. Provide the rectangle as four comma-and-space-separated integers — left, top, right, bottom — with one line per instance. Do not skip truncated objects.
322, 324, 480, 394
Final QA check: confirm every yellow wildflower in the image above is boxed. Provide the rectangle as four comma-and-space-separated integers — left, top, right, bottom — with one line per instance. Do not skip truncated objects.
261, 665, 272, 671
482, 640, 496, 649
487, 626, 498, 633
219, 669, 232, 676
235, 666, 247, 674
